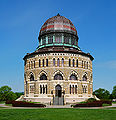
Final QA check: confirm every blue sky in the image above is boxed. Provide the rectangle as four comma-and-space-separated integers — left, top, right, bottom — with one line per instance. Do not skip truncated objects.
0, 0, 116, 92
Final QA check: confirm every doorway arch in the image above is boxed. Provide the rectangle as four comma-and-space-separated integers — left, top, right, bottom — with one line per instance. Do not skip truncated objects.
55, 84, 62, 97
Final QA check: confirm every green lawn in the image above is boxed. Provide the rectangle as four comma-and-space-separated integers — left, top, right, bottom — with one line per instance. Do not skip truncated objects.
0, 108, 116, 120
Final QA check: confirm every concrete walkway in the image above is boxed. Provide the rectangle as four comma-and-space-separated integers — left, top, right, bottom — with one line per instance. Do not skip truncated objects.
0, 103, 116, 109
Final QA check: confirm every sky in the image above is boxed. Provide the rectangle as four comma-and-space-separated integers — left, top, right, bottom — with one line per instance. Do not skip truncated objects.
0, 0, 116, 92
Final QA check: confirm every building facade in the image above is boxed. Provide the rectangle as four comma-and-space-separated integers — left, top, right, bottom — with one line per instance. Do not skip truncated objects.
23, 14, 94, 105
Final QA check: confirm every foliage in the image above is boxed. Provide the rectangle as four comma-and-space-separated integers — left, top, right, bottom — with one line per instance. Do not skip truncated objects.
11, 101, 46, 107
93, 88, 110, 99
73, 101, 103, 107
15, 92, 24, 99
0, 86, 17, 101
73, 100, 112, 107
112, 86, 116, 99
86, 98, 96, 103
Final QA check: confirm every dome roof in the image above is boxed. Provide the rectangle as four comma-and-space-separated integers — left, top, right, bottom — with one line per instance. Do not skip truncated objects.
39, 14, 77, 36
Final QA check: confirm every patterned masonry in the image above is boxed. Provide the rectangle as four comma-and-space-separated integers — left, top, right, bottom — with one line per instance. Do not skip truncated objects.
23, 14, 94, 104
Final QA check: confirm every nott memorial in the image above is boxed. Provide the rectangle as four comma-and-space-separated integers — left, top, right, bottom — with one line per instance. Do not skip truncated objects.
23, 14, 94, 105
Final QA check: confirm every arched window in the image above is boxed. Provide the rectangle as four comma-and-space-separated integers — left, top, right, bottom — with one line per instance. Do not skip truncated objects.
83, 75, 87, 81
87, 62, 88, 69
84, 61, 86, 69
72, 85, 74, 94
82, 61, 83, 68
48, 35, 53, 44
54, 74, 63, 80
75, 85, 77, 94
64, 34, 69, 44
29, 62, 30, 69
53, 58, 55, 66
70, 74, 77, 80
40, 85, 42, 94
55, 33, 62, 43
46, 59, 48, 67
57, 58, 60, 67
69, 59, 71, 67
31, 61, 33, 69
70, 85, 71, 94
73, 59, 75, 67
62, 58, 64, 66
46, 85, 47, 94
30, 74, 34, 81
40, 74, 47, 80
82, 86, 87, 93
34, 61, 35, 68
39, 59, 41, 67
43, 59, 44, 67
76, 59, 78, 67
71, 36, 75, 45
42, 36, 46, 45
43, 85, 45, 94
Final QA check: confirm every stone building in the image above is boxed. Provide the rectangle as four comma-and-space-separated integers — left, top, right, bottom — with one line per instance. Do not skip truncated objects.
23, 14, 94, 105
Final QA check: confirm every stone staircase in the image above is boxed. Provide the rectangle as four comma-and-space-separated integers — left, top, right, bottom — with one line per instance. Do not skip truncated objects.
53, 96, 64, 105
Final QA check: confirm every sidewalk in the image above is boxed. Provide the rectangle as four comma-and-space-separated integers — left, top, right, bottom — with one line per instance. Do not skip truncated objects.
0, 103, 116, 109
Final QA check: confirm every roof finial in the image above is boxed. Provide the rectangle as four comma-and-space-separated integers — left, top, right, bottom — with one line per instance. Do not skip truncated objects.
57, 13, 60, 16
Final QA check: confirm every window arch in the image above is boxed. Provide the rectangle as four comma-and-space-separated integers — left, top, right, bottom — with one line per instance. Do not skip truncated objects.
30, 74, 34, 81
87, 62, 88, 69
29, 62, 30, 69
39, 59, 41, 67
48, 35, 53, 44
62, 58, 64, 66
73, 59, 75, 67
83, 75, 87, 81
57, 58, 60, 67
69, 59, 71, 67
54, 74, 63, 80
40, 85, 42, 94
70, 74, 77, 80
31, 61, 33, 69
76, 59, 78, 67
40, 74, 47, 80
46, 59, 48, 67
34, 61, 35, 68
53, 58, 55, 66
43, 59, 44, 67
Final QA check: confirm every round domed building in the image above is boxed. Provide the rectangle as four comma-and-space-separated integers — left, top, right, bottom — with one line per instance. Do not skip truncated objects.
23, 14, 94, 105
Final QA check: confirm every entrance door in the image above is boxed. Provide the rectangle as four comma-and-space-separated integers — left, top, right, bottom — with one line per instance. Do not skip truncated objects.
55, 84, 62, 97
53, 84, 64, 105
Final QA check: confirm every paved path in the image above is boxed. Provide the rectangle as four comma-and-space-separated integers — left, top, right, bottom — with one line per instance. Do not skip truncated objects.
0, 103, 116, 109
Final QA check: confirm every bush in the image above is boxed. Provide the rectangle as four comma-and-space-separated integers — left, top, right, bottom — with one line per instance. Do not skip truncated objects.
11, 101, 46, 107
87, 98, 96, 103
73, 100, 112, 108
5, 100, 15, 104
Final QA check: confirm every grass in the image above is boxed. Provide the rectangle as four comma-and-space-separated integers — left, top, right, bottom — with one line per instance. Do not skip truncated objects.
102, 103, 112, 107
0, 101, 5, 104
0, 108, 116, 120
105, 107, 116, 110
112, 101, 116, 104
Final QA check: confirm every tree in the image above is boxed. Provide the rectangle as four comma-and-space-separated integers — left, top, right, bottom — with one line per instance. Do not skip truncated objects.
93, 88, 110, 100
15, 92, 24, 99
0, 86, 17, 101
112, 86, 116, 99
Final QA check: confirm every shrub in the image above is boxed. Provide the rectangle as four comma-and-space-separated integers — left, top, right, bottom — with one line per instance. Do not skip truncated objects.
73, 101, 102, 107
11, 101, 46, 107
5, 100, 15, 104
73, 100, 112, 108
87, 98, 96, 103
